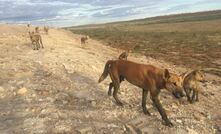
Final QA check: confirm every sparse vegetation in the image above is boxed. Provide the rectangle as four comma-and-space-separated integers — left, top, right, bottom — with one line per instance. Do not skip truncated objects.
69, 10, 221, 70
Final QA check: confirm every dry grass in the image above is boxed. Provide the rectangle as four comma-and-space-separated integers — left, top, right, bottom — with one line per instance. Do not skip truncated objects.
68, 11, 221, 70
69, 11, 221, 69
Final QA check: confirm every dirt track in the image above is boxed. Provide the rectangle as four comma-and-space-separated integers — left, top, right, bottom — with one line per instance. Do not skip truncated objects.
0, 24, 220, 134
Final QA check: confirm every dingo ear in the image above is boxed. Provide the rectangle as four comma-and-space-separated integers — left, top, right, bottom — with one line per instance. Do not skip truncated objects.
164, 69, 170, 80
192, 70, 199, 75
180, 72, 186, 79
196, 70, 202, 74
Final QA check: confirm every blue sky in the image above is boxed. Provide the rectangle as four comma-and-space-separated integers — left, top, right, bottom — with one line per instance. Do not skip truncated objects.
0, 0, 221, 27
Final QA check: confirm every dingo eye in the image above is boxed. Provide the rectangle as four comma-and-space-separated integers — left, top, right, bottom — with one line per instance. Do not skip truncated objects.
173, 82, 177, 86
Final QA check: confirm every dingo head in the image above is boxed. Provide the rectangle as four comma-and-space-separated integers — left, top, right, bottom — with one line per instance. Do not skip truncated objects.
194, 70, 205, 82
164, 70, 185, 98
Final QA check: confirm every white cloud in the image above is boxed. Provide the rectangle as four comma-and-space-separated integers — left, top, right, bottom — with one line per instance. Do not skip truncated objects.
0, 0, 220, 27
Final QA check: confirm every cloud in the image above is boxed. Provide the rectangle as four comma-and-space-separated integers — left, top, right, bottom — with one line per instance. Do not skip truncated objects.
0, 0, 220, 27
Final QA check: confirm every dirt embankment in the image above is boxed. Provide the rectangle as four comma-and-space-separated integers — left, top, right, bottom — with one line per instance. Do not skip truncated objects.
0, 24, 220, 134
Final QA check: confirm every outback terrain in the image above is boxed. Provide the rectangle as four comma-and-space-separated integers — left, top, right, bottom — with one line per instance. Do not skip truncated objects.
0, 11, 221, 134
70, 10, 221, 71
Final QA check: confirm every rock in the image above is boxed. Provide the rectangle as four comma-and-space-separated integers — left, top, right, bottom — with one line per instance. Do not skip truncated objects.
8, 80, 16, 84
17, 87, 28, 95
46, 97, 55, 103
0, 86, 6, 98
54, 121, 72, 133
0, 86, 5, 92
62, 100, 68, 105
171, 103, 178, 109
40, 108, 57, 118
50, 113, 59, 119
40, 109, 47, 115
91, 65, 97, 70
207, 114, 212, 120
23, 118, 46, 133
76, 126, 93, 134
140, 126, 160, 134
107, 123, 118, 128
187, 128, 199, 134
55, 92, 70, 101
32, 94, 36, 97
40, 91, 50, 96
129, 116, 145, 128
31, 108, 36, 113
16, 80, 25, 87
62, 63, 74, 74
85, 114, 90, 118
176, 129, 188, 134
58, 111, 68, 119
176, 119, 182, 123
193, 113, 202, 121
165, 108, 173, 116
91, 101, 96, 107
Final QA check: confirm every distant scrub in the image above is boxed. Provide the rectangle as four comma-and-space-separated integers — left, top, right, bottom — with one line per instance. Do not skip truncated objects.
68, 10, 221, 69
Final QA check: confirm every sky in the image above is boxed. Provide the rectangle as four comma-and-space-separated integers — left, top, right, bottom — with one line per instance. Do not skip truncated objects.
0, 0, 221, 27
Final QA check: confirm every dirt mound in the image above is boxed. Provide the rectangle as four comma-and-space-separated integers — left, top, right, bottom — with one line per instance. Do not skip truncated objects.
0, 24, 220, 134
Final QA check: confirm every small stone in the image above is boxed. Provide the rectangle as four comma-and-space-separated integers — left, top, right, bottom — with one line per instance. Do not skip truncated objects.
165, 109, 173, 116
8, 80, 16, 84
54, 122, 72, 133
32, 108, 37, 113
55, 92, 70, 101
187, 128, 199, 134
62, 100, 68, 105
123, 125, 127, 131
91, 65, 97, 71
172, 103, 178, 109
17, 87, 28, 95
32, 94, 36, 97
46, 97, 55, 103
140, 126, 160, 134
40, 109, 47, 115
91, 101, 96, 107
176, 119, 182, 123
85, 114, 90, 118
125, 124, 137, 134
207, 114, 211, 119
76, 126, 93, 134
0, 86, 5, 92
25, 108, 29, 112
129, 116, 145, 128
16, 81, 25, 86
58, 111, 68, 119
51, 113, 59, 119
23, 118, 46, 133
41, 91, 49, 96
193, 113, 202, 121
107, 123, 118, 128
121, 92, 125, 95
